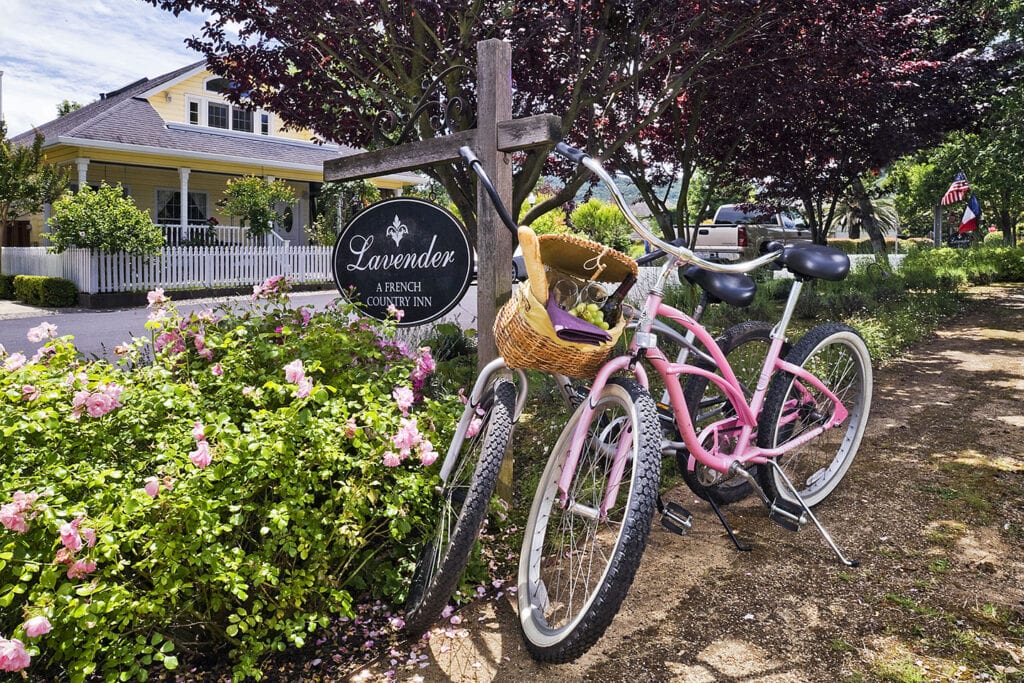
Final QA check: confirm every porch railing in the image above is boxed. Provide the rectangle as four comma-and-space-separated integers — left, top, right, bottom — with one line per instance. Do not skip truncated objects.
158, 222, 289, 247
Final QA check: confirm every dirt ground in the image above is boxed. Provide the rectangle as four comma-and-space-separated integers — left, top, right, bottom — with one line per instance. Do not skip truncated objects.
349, 284, 1024, 683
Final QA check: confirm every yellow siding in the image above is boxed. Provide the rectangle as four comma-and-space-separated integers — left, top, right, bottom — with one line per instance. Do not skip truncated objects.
145, 69, 317, 142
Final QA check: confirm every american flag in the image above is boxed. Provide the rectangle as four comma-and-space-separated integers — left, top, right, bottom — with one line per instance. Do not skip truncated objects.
941, 172, 970, 205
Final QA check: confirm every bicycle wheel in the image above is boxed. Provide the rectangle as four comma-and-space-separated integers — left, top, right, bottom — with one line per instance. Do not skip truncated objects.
678, 321, 787, 505
404, 377, 516, 635
756, 322, 872, 507
519, 377, 661, 663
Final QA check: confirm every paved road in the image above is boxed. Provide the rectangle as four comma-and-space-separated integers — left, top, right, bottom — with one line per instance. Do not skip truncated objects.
0, 286, 479, 360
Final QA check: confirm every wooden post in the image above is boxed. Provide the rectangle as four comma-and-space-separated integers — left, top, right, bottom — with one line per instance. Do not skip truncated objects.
323, 41, 562, 501
475, 39, 514, 367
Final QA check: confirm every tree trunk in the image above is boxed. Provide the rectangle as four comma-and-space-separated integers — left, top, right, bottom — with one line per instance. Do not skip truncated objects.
850, 177, 891, 269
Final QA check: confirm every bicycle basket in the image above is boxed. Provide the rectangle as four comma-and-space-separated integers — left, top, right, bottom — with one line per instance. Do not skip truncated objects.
495, 230, 637, 379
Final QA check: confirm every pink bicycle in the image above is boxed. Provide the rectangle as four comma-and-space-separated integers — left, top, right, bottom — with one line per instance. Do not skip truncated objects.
512, 143, 872, 662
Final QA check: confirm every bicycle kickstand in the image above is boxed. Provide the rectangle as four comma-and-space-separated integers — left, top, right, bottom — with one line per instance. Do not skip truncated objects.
705, 495, 752, 552
765, 461, 860, 567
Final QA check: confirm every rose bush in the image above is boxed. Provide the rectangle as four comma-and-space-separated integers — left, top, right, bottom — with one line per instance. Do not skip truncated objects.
0, 279, 459, 681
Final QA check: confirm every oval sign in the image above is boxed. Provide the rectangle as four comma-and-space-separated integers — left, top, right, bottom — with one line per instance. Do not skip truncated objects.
332, 198, 474, 327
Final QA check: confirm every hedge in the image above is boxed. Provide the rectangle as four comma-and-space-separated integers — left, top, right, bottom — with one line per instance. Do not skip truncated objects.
12, 275, 79, 307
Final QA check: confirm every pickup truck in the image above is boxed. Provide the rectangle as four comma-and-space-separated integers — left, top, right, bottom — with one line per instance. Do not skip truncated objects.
690, 204, 813, 261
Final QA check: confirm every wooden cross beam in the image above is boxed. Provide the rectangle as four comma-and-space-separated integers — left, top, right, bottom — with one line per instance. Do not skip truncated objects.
324, 40, 562, 367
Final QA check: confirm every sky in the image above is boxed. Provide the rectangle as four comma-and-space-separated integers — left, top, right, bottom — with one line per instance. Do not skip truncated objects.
0, 0, 214, 137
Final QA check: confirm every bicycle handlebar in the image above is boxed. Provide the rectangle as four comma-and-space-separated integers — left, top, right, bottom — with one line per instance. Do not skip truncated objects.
459, 146, 519, 238
554, 144, 781, 275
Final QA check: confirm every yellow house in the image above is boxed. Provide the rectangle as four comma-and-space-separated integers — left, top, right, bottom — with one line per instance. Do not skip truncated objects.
9, 61, 421, 247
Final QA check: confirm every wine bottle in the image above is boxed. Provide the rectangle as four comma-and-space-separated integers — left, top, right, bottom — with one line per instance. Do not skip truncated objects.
600, 273, 636, 327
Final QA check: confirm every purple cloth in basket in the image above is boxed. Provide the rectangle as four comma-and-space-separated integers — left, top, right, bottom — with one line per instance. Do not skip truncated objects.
545, 294, 612, 346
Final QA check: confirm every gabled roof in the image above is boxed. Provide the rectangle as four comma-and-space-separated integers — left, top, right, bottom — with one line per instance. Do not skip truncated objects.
10, 61, 385, 178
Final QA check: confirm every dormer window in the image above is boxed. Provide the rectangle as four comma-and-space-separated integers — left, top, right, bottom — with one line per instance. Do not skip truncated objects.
185, 92, 271, 135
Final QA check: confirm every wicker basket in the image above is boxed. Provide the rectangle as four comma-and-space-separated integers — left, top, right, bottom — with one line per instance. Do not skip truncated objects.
495, 231, 638, 379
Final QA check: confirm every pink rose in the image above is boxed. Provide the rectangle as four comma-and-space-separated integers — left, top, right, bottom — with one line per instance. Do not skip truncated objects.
0, 637, 31, 672
392, 386, 415, 415
189, 440, 212, 468
466, 416, 483, 440
26, 322, 57, 343
23, 616, 51, 638
392, 417, 422, 453
418, 441, 438, 467
59, 520, 83, 552
143, 477, 161, 498
146, 288, 167, 308
21, 385, 40, 401
345, 417, 358, 438
155, 331, 185, 355
81, 528, 97, 548
284, 359, 305, 384
192, 422, 206, 442
211, 363, 223, 376
296, 377, 313, 399
382, 451, 402, 467
3, 353, 27, 372
66, 559, 97, 580
0, 504, 28, 533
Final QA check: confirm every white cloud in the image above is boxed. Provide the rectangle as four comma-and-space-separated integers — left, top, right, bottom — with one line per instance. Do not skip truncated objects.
0, 0, 210, 136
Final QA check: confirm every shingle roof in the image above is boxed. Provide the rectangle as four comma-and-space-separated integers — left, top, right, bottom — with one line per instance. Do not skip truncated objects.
11, 61, 358, 171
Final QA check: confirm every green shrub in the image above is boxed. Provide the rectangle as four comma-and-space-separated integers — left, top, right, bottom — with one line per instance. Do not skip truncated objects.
982, 230, 1004, 247
41, 277, 78, 306
570, 198, 633, 252
900, 237, 934, 253
11, 275, 77, 306
0, 279, 460, 681
0, 273, 14, 299
828, 237, 900, 254
49, 182, 164, 255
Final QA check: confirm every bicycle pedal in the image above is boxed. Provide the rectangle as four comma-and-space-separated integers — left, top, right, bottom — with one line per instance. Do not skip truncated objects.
661, 502, 693, 536
768, 497, 806, 532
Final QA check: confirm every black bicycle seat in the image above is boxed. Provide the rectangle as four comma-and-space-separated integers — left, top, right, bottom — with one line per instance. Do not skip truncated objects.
680, 264, 756, 308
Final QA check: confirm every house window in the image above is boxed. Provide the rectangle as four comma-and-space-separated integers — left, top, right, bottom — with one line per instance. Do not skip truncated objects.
232, 108, 254, 133
205, 77, 231, 94
185, 92, 271, 136
156, 189, 208, 225
208, 103, 229, 129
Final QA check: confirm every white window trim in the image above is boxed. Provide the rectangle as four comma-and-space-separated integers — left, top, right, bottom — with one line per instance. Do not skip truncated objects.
154, 188, 210, 225
185, 93, 272, 136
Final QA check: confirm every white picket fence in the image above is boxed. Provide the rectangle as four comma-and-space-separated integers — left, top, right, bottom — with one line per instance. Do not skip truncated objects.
2, 246, 333, 294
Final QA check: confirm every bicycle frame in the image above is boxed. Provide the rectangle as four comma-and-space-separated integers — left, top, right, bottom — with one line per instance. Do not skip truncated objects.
557, 257, 850, 517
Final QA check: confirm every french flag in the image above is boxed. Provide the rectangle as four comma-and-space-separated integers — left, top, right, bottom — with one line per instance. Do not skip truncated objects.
959, 194, 981, 234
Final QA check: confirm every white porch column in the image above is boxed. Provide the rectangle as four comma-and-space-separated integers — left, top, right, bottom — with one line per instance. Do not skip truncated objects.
75, 158, 89, 190
178, 167, 191, 241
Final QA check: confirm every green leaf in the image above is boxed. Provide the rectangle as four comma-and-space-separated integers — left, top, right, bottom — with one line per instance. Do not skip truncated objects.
163, 655, 179, 671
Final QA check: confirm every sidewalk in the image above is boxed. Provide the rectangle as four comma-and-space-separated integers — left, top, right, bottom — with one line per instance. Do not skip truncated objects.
0, 299, 64, 321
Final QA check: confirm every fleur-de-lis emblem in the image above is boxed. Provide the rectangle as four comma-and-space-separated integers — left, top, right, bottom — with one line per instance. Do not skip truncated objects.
386, 215, 409, 246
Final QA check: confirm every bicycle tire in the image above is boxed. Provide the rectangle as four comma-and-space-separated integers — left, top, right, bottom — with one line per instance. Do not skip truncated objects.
404, 377, 516, 635
678, 321, 783, 505
519, 377, 661, 663
756, 322, 872, 507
